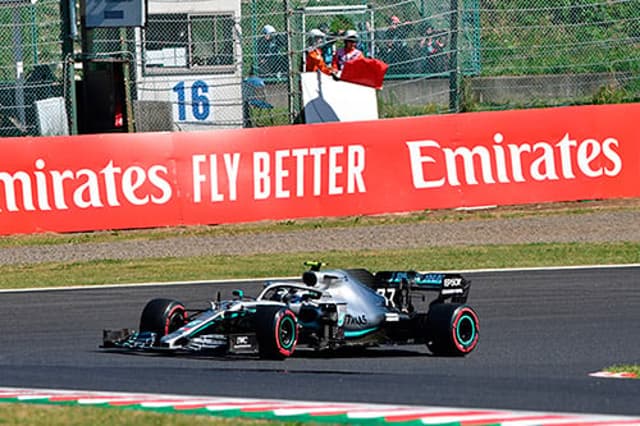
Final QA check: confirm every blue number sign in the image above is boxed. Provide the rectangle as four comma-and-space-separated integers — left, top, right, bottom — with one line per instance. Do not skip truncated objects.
172, 80, 211, 121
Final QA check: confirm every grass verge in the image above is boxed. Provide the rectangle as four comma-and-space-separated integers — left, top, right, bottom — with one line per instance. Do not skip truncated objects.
0, 403, 304, 426
0, 241, 639, 289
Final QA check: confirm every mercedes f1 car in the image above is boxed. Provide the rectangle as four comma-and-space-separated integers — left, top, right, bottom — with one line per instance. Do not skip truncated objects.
102, 262, 479, 359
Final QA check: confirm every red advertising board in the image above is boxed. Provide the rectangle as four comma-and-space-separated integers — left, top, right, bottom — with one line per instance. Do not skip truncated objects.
0, 103, 638, 235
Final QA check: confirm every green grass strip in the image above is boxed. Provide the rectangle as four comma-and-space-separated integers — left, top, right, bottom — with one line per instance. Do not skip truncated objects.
0, 242, 638, 290
0, 398, 457, 426
0, 401, 303, 425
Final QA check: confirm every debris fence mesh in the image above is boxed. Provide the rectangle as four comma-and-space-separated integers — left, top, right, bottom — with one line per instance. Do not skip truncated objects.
0, 0, 637, 135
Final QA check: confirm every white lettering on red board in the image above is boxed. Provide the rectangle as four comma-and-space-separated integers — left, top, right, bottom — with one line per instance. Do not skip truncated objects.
253, 145, 366, 200
406, 132, 622, 189
0, 144, 367, 214
192, 153, 241, 203
191, 144, 366, 203
0, 159, 173, 213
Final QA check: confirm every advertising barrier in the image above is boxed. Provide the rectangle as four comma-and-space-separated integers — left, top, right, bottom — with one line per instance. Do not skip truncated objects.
0, 103, 638, 235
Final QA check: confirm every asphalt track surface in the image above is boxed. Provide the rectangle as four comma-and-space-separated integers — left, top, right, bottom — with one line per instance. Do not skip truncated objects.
0, 266, 638, 416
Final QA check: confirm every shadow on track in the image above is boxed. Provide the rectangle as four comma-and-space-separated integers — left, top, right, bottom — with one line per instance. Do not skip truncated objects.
96, 345, 432, 363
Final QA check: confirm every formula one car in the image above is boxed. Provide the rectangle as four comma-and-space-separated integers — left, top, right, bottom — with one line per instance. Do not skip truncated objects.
102, 262, 479, 359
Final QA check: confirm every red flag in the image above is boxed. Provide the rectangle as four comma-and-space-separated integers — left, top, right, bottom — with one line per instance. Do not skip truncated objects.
340, 57, 389, 89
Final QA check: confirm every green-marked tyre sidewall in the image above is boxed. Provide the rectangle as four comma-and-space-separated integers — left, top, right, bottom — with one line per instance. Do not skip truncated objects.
426, 303, 479, 356
256, 306, 298, 359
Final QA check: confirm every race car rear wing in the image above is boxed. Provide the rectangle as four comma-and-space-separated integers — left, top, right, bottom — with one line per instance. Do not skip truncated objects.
373, 271, 471, 303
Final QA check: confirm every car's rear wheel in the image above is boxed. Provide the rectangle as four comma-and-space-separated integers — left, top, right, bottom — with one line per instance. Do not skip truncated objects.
255, 305, 298, 360
139, 298, 187, 342
425, 303, 479, 356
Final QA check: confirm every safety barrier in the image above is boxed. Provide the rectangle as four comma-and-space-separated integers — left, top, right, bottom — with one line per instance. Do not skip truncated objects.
0, 102, 638, 235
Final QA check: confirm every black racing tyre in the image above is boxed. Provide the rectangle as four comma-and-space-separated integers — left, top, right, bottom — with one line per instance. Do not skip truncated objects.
139, 298, 187, 342
255, 305, 298, 360
425, 303, 479, 356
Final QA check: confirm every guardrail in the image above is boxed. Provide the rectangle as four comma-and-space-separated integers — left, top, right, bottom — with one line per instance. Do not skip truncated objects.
0, 103, 638, 235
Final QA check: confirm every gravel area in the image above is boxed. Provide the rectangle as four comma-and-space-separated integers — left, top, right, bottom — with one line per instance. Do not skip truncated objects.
1, 207, 639, 266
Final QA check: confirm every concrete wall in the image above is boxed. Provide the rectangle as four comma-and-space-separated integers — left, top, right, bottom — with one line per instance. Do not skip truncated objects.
469, 72, 630, 104
264, 72, 629, 109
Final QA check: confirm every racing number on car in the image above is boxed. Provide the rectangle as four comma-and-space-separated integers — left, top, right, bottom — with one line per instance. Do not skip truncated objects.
376, 288, 397, 307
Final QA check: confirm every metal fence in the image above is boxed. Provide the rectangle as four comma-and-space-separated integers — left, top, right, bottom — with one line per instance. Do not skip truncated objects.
466, 0, 640, 112
0, 0, 66, 136
0, 0, 638, 136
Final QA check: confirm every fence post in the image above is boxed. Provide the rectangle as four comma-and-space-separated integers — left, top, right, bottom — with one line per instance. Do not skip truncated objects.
448, 0, 459, 113
60, 0, 78, 134
284, 0, 295, 124
251, 0, 257, 74
11, 8, 26, 129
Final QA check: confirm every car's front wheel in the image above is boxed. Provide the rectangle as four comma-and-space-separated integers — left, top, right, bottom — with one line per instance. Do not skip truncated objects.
255, 306, 298, 360
139, 298, 187, 343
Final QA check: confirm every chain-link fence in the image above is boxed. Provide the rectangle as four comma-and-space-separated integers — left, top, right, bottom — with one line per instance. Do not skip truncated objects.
466, 0, 640, 111
0, 0, 66, 136
0, 0, 638, 136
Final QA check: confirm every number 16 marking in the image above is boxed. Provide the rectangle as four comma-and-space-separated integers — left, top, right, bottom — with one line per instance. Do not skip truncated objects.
172, 80, 211, 121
